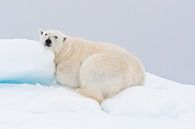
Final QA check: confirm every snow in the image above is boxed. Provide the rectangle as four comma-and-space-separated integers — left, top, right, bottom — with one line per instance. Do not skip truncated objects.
0, 76, 195, 129
0, 39, 194, 129
0, 39, 55, 84
102, 73, 195, 118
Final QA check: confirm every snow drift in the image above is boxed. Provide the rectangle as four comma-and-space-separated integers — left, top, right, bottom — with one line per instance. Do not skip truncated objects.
102, 73, 195, 118
0, 39, 55, 84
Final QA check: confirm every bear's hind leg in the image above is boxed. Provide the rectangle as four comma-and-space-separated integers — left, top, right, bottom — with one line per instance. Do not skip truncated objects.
78, 53, 124, 102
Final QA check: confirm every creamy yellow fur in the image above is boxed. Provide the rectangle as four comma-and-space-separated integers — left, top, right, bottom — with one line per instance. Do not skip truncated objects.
40, 29, 145, 102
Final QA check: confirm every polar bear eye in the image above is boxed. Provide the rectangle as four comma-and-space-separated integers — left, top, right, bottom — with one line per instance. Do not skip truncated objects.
45, 33, 48, 36
54, 36, 58, 39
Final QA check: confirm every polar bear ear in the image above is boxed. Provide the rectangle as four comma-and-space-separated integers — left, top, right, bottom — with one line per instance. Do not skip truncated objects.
63, 37, 67, 42
39, 29, 45, 35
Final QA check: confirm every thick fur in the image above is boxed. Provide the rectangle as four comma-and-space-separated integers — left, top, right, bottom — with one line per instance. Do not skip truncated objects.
40, 29, 145, 102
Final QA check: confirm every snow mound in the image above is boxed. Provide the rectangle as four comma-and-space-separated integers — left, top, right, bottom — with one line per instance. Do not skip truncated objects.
0, 84, 100, 114
0, 39, 55, 84
102, 73, 195, 118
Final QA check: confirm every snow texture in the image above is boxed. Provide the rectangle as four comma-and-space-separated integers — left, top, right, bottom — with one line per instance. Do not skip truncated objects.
0, 39, 194, 129
0, 39, 55, 84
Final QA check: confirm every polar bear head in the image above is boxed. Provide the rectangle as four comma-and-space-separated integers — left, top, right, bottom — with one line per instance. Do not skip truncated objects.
39, 29, 68, 54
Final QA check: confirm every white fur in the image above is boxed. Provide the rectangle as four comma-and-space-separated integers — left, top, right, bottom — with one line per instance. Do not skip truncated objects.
39, 29, 145, 102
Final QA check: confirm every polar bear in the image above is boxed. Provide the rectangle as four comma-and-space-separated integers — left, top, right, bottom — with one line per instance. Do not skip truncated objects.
39, 29, 145, 102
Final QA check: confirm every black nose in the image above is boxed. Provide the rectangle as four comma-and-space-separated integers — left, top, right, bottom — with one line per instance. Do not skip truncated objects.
45, 39, 52, 47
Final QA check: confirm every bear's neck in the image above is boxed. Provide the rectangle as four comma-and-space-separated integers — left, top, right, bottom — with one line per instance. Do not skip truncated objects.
54, 41, 75, 65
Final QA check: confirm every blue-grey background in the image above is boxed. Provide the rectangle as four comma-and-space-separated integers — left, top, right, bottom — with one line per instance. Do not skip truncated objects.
0, 0, 194, 84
